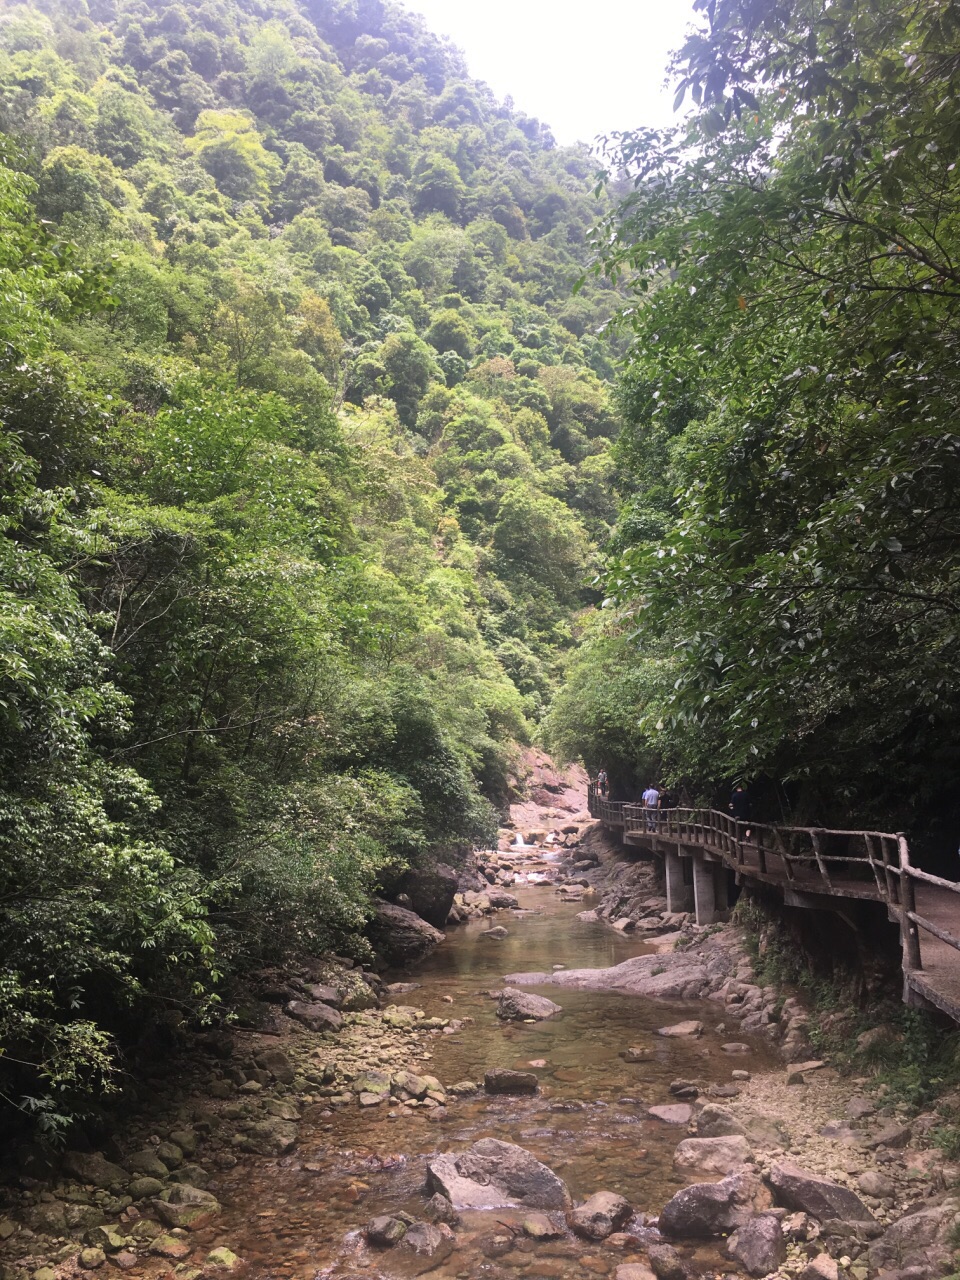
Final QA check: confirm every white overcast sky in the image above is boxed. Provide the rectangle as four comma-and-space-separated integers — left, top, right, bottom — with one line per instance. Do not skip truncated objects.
396, 0, 702, 147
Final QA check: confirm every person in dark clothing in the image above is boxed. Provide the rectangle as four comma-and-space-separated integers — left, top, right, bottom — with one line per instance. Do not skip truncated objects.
659, 787, 678, 810
729, 783, 751, 838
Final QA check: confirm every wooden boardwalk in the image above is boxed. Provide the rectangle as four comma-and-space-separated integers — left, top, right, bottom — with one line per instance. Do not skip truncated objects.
587, 789, 960, 1024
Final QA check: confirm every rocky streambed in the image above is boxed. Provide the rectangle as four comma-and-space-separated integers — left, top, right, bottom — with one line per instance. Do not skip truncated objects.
2, 765, 959, 1280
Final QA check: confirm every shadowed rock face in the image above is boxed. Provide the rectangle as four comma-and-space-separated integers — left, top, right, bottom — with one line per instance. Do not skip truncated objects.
658, 1173, 764, 1239
768, 1163, 874, 1223
398, 863, 459, 928
727, 1214, 787, 1277
367, 900, 445, 965
426, 1139, 570, 1210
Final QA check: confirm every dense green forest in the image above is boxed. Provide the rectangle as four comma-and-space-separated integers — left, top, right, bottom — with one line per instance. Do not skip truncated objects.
548, 0, 960, 845
0, 0, 625, 1123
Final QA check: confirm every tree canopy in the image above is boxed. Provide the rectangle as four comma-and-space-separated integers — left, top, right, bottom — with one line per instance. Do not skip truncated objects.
549, 0, 960, 837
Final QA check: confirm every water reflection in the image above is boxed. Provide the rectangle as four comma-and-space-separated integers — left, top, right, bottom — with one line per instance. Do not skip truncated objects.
215, 888, 775, 1280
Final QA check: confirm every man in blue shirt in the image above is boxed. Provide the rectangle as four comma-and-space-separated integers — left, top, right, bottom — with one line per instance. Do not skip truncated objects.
642, 783, 660, 831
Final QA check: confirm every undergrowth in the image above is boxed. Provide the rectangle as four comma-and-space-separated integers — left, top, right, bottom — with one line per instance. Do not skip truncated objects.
733, 896, 960, 1117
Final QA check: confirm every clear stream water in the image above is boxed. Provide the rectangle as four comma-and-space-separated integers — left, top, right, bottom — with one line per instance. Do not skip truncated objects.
212, 883, 776, 1280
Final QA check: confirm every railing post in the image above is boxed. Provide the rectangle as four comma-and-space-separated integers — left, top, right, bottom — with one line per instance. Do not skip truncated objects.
810, 829, 833, 889
898, 835, 922, 972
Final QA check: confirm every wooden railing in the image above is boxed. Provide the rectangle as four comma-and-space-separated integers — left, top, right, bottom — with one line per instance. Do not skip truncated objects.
586, 785, 960, 997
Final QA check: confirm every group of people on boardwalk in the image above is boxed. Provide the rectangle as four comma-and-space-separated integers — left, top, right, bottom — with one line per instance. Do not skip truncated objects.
593, 770, 751, 835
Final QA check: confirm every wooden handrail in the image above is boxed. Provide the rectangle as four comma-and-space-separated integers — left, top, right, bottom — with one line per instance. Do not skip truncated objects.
585, 784, 960, 984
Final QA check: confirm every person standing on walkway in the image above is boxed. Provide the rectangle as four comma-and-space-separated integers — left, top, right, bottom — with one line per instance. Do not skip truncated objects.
730, 782, 751, 839
596, 768, 608, 798
642, 782, 660, 831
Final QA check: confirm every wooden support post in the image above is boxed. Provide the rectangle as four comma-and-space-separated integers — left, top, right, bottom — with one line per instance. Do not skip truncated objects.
810, 829, 833, 890
898, 835, 922, 972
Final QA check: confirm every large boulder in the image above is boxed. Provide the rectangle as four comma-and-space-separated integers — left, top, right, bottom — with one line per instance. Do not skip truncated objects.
366, 1215, 407, 1247
867, 1199, 960, 1274
697, 1104, 788, 1147
367, 900, 445, 966
285, 999, 343, 1033
398, 863, 459, 928
484, 1068, 538, 1095
426, 1139, 570, 1210
658, 1173, 763, 1239
646, 1243, 686, 1280
486, 889, 520, 909
695, 1103, 746, 1138
674, 1136, 753, 1176
62, 1151, 129, 1191
727, 1214, 787, 1277
153, 1185, 221, 1231
496, 987, 562, 1022
570, 1191, 632, 1240
239, 1117, 298, 1156
768, 1162, 874, 1223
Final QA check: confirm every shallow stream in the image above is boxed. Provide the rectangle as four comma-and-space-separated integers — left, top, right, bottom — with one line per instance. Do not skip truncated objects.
214, 884, 776, 1280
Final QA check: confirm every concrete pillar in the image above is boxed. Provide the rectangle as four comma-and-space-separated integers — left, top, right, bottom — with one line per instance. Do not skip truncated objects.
692, 854, 717, 925
665, 850, 694, 913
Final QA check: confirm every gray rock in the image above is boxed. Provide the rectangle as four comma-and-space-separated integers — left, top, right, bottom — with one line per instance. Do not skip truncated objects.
657, 1020, 703, 1038
496, 987, 562, 1021
367, 900, 445, 965
128, 1176, 165, 1200
241, 1117, 298, 1155
799, 1255, 839, 1280
570, 1191, 632, 1240
648, 1105, 693, 1125
866, 1122, 912, 1149
768, 1162, 874, 1222
124, 1150, 169, 1179
481, 926, 509, 939
62, 1151, 129, 1191
366, 1215, 407, 1247
486, 889, 520, 909
426, 1138, 570, 1210
673, 1136, 753, 1175
399, 1221, 456, 1273
422, 1193, 460, 1226
521, 1212, 564, 1240
153, 1184, 221, 1231
727, 1213, 786, 1277
696, 1103, 787, 1147
484, 1068, 538, 1095
303, 983, 340, 1006
155, 1141, 183, 1169
867, 1198, 960, 1273
857, 1170, 895, 1199
695, 1103, 746, 1139
253, 1049, 295, 1085
845, 1096, 876, 1121
168, 1128, 198, 1156
658, 1172, 761, 1239
399, 863, 459, 928
285, 999, 343, 1033
646, 1243, 686, 1280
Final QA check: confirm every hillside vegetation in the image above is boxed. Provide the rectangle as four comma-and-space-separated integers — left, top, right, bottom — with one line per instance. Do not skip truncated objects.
0, 0, 622, 1124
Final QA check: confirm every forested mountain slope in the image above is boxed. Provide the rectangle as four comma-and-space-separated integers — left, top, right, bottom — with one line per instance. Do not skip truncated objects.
0, 0, 622, 1120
